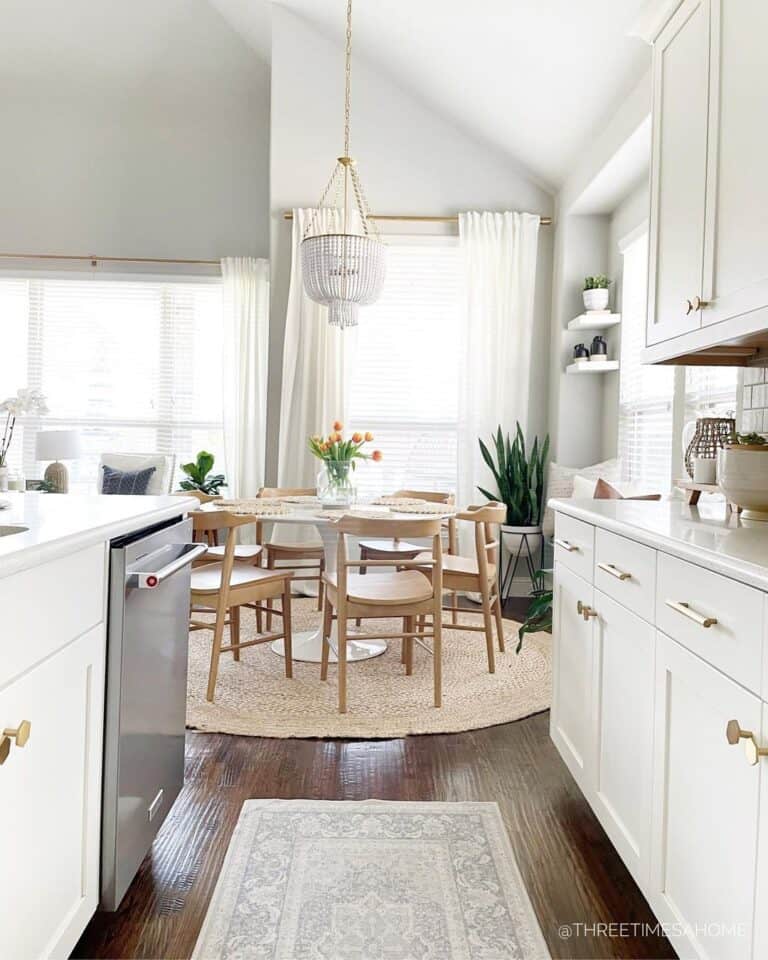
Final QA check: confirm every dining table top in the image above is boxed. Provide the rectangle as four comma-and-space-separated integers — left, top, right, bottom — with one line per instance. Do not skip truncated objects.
202, 496, 457, 524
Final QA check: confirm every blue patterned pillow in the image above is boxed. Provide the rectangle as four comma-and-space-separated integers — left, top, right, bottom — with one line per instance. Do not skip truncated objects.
101, 464, 157, 495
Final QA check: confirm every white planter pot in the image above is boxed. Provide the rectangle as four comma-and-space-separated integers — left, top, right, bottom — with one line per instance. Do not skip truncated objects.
717, 446, 768, 520
500, 524, 543, 598
583, 288, 609, 311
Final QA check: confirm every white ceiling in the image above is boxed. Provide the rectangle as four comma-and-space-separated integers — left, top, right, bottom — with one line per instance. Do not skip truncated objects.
268, 0, 650, 191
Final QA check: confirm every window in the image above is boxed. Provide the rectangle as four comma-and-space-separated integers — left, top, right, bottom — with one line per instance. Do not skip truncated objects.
0, 276, 224, 490
348, 238, 461, 499
617, 229, 675, 489
684, 366, 738, 423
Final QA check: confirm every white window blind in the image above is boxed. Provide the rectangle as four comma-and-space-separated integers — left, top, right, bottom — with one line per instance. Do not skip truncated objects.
617, 230, 675, 489
0, 276, 224, 490
348, 238, 461, 499
684, 366, 738, 422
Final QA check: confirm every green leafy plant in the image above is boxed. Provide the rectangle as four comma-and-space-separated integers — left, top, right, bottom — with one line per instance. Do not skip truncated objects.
478, 423, 550, 527
583, 275, 611, 290
179, 450, 227, 495
516, 570, 552, 654
727, 431, 767, 446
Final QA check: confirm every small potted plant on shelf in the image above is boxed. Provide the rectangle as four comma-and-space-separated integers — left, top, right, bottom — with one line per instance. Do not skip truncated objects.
179, 450, 227, 495
583, 275, 612, 312
717, 431, 768, 521
309, 421, 382, 508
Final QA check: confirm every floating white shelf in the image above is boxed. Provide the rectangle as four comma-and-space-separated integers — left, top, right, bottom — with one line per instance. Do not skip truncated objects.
567, 312, 621, 332
566, 360, 620, 375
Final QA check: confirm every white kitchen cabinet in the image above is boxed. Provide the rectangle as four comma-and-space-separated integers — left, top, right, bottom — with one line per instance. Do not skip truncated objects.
647, 0, 711, 347
649, 631, 761, 960
644, 0, 768, 362
0, 623, 106, 960
591, 592, 655, 887
753, 701, 768, 959
551, 563, 594, 793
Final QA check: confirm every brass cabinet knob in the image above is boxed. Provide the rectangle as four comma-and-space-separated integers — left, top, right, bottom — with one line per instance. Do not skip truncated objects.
685, 296, 711, 315
576, 600, 597, 621
0, 737, 10, 766
685, 298, 695, 315
3, 720, 31, 748
726, 720, 768, 766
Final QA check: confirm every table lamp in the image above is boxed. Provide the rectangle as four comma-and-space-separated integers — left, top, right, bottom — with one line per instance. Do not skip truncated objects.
35, 430, 81, 493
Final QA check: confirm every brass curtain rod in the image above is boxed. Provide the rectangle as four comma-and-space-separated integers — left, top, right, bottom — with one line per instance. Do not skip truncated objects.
282, 211, 553, 226
0, 252, 220, 266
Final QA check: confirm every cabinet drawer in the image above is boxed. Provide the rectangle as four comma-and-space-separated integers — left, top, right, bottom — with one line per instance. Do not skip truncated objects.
554, 514, 594, 582
656, 553, 764, 694
594, 529, 656, 622
0, 543, 106, 688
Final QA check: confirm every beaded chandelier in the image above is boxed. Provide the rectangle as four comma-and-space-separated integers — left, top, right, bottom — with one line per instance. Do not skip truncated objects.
301, 0, 386, 329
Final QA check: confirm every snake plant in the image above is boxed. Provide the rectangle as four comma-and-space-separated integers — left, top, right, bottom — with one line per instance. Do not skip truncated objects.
478, 423, 550, 527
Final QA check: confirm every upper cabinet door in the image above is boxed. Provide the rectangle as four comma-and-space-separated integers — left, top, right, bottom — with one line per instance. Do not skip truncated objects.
647, 0, 711, 347
701, 0, 768, 330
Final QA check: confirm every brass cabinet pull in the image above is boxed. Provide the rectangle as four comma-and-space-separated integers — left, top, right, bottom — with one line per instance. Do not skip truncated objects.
0, 720, 31, 766
664, 599, 717, 628
685, 296, 711, 315
555, 538, 578, 552
726, 720, 768, 766
597, 562, 631, 581
576, 600, 598, 621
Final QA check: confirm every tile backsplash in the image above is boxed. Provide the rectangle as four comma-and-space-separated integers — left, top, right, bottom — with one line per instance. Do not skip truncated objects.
742, 366, 768, 433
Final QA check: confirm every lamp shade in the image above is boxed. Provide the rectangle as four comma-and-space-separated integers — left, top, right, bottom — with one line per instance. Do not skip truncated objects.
35, 429, 81, 461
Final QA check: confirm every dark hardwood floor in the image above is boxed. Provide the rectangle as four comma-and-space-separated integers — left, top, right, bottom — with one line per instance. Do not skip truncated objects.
74, 711, 674, 960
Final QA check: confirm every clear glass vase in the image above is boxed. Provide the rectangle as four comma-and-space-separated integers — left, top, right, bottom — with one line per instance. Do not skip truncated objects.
317, 460, 356, 509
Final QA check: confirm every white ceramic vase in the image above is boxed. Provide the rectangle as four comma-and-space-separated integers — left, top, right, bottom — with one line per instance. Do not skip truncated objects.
717, 446, 768, 520
583, 288, 609, 312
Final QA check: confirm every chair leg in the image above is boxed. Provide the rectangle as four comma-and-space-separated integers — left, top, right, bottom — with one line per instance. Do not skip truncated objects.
266, 553, 275, 630
356, 548, 368, 627
231, 605, 241, 661
206, 607, 227, 702
433, 614, 442, 708
492, 583, 505, 653
320, 599, 332, 681
282, 585, 293, 679
404, 616, 414, 676
451, 591, 458, 625
318, 558, 325, 612
480, 580, 496, 674
338, 614, 348, 714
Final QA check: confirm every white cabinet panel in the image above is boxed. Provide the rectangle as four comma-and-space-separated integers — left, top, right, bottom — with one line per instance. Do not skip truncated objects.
650, 632, 760, 960
591, 592, 655, 887
647, 0, 710, 347
0, 624, 105, 960
551, 563, 594, 793
702, 0, 768, 331
753, 702, 768, 959
594, 528, 656, 622
553, 513, 594, 582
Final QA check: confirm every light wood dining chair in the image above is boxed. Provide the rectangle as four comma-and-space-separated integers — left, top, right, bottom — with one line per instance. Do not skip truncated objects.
189, 508, 293, 702
179, 490, 264, 565
415, 502, 506, 674
257, 487, 325, 628
320, 515, 444, 714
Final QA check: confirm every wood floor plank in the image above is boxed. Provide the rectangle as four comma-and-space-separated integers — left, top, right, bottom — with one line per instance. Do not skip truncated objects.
73, 712, 674, 960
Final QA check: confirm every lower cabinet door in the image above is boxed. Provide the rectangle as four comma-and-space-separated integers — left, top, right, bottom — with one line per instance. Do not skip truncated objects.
650, 631, 761, 960
0, 624, 105, 960
551, 563, 594, 792
752, 702, 768, 959
591, 592, 655, 887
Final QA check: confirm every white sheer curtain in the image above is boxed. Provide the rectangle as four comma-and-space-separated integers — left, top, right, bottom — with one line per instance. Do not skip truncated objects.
457, 211, 540, 519
277, 208, 359, 491
221, 257, 270, 498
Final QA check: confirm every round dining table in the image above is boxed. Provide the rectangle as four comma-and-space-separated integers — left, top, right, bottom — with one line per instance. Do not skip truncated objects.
199, 500, 455, 665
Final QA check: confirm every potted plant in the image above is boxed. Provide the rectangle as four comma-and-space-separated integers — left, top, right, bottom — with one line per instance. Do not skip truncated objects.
478, 424, 549, 593
583, 275, 612, 312
0, 388, 49, 492
179, 451, 227, 495
309, 421, 382, 508
516, 570, 552, 653
717, 431, 768, 520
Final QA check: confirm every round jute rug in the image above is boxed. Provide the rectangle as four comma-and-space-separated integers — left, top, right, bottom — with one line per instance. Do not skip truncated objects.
186, 598, 551, 739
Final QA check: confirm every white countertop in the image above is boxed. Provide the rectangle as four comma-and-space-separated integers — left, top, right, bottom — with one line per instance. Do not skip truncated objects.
0, 492, 198, 578
550, 497, 768, 592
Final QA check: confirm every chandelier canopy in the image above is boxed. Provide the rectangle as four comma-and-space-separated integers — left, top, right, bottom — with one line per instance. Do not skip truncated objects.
300, 0, 386, 329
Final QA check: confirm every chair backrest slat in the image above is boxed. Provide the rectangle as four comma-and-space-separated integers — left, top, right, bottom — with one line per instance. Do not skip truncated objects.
393, 489, 454, 505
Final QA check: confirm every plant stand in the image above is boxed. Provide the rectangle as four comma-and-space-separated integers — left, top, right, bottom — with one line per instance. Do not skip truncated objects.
499, 525, 544, 600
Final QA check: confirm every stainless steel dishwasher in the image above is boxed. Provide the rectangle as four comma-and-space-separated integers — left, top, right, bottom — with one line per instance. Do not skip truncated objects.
100, 516, 207, 911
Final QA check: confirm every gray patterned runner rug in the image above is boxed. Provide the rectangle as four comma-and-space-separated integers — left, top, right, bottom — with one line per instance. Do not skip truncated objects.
193, 799, 550, 960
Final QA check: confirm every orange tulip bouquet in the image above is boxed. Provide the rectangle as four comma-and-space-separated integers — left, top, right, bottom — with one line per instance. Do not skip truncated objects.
308, 421, 382, 507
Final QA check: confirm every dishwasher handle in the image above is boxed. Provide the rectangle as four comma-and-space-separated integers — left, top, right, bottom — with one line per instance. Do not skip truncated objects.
126, 542, 208, 589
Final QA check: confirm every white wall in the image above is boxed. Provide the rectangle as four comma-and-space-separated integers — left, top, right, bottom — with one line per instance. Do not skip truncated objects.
266, 7, 554, 482
0, 0, 270, 262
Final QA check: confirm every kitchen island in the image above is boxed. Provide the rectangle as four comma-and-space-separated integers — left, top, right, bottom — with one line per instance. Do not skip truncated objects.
550, 496, 768, 960
0, 492, 197, 960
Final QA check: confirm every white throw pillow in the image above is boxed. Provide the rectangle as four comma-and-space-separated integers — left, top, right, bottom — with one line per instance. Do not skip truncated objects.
542, 458, 621, 536
572, 474, 598, 499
